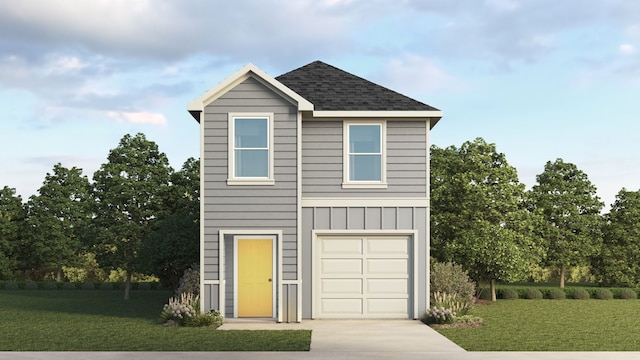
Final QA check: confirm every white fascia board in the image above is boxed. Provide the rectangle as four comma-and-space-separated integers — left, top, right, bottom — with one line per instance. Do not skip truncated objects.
312, 110, 443, 118
187, 63, 314, 112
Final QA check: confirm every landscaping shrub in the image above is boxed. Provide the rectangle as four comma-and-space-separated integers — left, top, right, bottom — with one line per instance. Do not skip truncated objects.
594, 289, 614, 300
81, 282, 95, 290
432, 291, 472, 316
430, 262, 475, 309
548, 289, 566, 300
572, 289, 591, 300
617, 288, 637, 299
477, 288, 492, 301
186, 309, 224, 328
525, 289, 543, 299
422, 307, 455, 325
44, 282, 58, 290
62, 282, 76, 290
99, 282, 113, 290
4, 282, 18, 290
24, 282, 39, 290
159, 292, 222, 328
138, 282, 151, 290
500, 289, 519, 300
176, 264, 200, 296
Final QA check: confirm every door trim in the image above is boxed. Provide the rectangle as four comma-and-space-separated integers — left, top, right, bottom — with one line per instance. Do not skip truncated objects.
233, 235, 277, 318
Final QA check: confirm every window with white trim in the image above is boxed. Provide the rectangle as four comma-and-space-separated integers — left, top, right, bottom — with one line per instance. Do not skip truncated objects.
343, 121, 387, 188
228, 113, 274, 185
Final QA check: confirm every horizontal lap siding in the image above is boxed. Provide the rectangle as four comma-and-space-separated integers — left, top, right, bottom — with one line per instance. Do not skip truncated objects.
302, 120, 427, 197
203, 76, 298, 281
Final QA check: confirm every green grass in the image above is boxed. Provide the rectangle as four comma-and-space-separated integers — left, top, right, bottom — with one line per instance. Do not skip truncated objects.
0, 290, 310, 351
437, 299, 640, 351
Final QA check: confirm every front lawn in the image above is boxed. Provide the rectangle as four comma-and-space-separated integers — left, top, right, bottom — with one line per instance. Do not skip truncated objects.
0, 290, 310, 351
436, 299, 640, 351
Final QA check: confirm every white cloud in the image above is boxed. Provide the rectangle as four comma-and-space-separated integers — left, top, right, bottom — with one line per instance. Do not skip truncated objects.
107, 111, 167, 127
379, 54, 467, 96
619, 44, 637, 55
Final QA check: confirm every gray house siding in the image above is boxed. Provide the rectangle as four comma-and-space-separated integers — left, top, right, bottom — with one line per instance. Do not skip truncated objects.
301, 120, 427, 197
301, 206, 428, 319
201, 75, 299, 312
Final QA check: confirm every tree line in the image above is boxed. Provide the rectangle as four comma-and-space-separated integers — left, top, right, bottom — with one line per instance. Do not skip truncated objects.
1, 135, 638, 300
431, 138, 640, 300
0, 133, 199, 299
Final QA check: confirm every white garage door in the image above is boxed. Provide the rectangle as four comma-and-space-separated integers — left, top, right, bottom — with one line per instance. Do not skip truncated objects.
315, 235, 410, 318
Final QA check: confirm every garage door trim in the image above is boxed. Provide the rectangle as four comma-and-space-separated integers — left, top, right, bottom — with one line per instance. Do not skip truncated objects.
311, 230, 418, 319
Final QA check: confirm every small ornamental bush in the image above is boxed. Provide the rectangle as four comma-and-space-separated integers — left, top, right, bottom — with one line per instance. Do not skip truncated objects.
572, 289, 591, 300
99, 282, 114, 290
62, 282, 76, 290
432, 291, 472, 316
618, 288, 637, 299
137, 282, 151, 290
594, 289, 613, 300
4, 282, 18, 290
422, 307, 456, 325
81, 282, 95, 290
176, 264, 200, 296
501, 289, 519, 300
477, 288, 492, 301
430, 262, 475, 310
525, 289, 543, 300
186, 309, 224, 328
44, 282, 58, 290
24, 282, 39, 290
159, 292, 224, 327
548, 289, 566, 300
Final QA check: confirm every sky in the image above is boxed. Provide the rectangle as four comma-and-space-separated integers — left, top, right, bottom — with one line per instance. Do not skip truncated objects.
1, 0, 639, 211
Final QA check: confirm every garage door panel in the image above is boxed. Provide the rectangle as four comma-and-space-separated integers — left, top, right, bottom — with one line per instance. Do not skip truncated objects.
321, 298, 363, 315
321, 258, 362, 274
367, 298, 408, 316
367, 237, 408, 254
321, 238, 363, 255
321, 278, 363, 294
367, 278, 408, 294
316, 235, 411, 319
367, 258, 408, 274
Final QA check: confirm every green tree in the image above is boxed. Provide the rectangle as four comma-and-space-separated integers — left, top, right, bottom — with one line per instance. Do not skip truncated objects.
592, 189, 640, 287
0, 186, 24, 279
139, 158, 200, 289
526, 159, 603, 288
91, 133, 172, 299
21, 164, 92, 281
431, 138, 541, 300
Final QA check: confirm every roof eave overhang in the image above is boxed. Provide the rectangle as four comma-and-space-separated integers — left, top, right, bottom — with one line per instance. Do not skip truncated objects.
310, 110, 443, 128
187, 63, 314, 122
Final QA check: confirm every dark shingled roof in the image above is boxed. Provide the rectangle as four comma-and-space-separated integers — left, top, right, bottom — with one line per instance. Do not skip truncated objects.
276, 60, 439, 112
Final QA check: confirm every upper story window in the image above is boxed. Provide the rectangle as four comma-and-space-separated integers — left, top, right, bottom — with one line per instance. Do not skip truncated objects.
343, 121, 387, 188
228, 113, 274, 185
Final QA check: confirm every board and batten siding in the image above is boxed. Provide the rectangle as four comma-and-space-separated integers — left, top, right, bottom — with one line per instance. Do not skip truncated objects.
300, 206, 428, 319
202, 76, 299, 285
301, 120, 428, 197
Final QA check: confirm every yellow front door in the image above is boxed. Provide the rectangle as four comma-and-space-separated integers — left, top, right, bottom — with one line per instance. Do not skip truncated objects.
237, 238, 273, 317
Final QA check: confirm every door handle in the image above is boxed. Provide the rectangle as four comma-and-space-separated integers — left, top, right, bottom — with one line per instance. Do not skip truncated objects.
268, 278, 272, 282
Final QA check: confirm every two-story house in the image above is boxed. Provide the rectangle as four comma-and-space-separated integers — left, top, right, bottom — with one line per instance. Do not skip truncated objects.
187, 61, 442, 322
